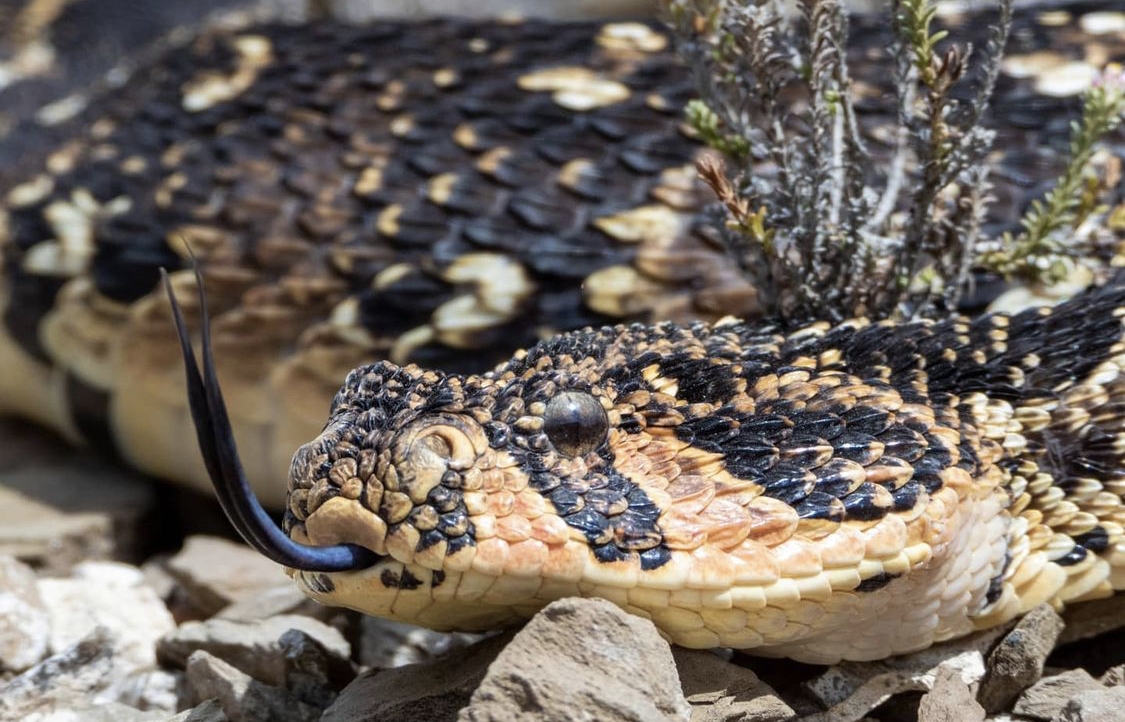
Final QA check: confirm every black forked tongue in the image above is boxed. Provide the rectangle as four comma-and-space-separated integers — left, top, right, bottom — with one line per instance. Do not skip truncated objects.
161, 266, 379, 572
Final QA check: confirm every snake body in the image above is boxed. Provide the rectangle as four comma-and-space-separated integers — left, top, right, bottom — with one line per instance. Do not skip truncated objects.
2, 7, 1124, 509
283, 275, 1125, 663
3, 3, 1125, 661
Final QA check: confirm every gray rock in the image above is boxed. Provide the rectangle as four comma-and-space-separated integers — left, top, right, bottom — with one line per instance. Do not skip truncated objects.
157, 614, 351, 687
165, 536, 286, 618
20, 701, 171, 722
799, 626, 1005, 722
110, 668, 188, 712
1099, 665, 1125, 686
0, 455, 155, 572
0, 628, 117, 718
185, 650, 321, 722
459, 598, 691, 722
214, 584, 323, 622
1013, 669, 1105, 720
0, 554, 50, 672
278, 628, 357, 708
918, 666, 985, 722
978, 604, 1065, 713
38, 561, 175, 670
1059, 596, 1125, 645
673, 647, 794, 722
1056, 686, 1125, 722
322, 633, 511, 722
162, 699, 228, 722
356, 616, 483, 669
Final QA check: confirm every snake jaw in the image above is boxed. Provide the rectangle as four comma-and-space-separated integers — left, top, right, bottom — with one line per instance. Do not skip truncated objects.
161, 267, 379, 572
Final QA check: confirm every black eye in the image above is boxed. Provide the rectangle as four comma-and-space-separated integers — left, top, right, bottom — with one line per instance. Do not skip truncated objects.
543, 391, 609, 457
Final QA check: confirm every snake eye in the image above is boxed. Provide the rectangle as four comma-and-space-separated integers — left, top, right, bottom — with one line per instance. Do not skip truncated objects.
544, 391, 609, 457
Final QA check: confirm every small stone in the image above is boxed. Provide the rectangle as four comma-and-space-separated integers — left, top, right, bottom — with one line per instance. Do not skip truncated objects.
215, 584, 326, 622
459, 598, 691, 722
802, 627, 1003, 721
21, 701, 172, 721
38, 561, 175, 670
157, 614, 351, 687
0, 628, 117, 719
674, 647, 794, 722
322, 632, 511, 722
1012, 669, 1105, 721
978, 604, 1065, 713
917, 667, 985, 722
162, 698, 228, 722
0, 554, 50, 672
1056, 686, 1125, 722
0, 455, 155, 572
356, 617, 483, 669
111, 668, 188, 712
1059, 596, 1125, 644
185, 650, 321, 722
1099, 665, 1125, 686
165, 537, 286, 618
279, 628, 357, 708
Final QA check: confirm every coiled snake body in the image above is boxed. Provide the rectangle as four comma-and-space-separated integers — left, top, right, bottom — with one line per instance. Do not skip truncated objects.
4, 4, 1125, 660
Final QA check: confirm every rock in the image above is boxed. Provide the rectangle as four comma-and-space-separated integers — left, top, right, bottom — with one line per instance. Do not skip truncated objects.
157, 614, 351, 687
322, 633, 511, 722
674, 647, 794, 722
0, 628, 117, 719
164, 537, 286, 618
38, 561, 175, 670
978, 604, 1065, 713
110, 668, 188, 712
1059, 596, 1125, 644
1012, 669, 1105, 720
185, 650, 321, 722
0, 457, 155, 572
1056, 686, 1125, 722
278, 628, 357, 708
214, 584, 322, 622
801, 627, 1004, 722
0, 554, 50, 672
917, 667, 985, 722
20, 701, 170, 722
162, 699, 228, 722
460, 598, 691, 722
356, 617, 484, 669
1099, 665, 1125, 686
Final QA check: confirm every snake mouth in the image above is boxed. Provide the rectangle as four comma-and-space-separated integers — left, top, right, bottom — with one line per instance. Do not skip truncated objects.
162, 265, 380, 572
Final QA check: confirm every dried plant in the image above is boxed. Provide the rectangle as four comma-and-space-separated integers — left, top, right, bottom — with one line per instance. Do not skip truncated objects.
662, 0, 1125, 324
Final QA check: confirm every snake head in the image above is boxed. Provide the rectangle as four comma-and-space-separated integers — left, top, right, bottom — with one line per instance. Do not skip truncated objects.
281, 344, 645, 629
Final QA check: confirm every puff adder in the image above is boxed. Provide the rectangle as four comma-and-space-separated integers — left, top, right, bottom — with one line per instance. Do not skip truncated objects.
167, 263, 1125, 663
2, 7, 1124, 507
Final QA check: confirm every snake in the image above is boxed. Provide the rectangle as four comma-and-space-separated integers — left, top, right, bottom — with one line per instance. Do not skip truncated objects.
4, 3, 1125, 661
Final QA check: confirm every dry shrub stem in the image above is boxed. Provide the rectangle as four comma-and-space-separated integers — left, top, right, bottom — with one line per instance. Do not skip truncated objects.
663, 0, 1125, 325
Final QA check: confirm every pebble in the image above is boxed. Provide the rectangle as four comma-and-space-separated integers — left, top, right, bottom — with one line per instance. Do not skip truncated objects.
1056, 686, 1125, 722
978, 604, 1065, 713
0, 554, 50, 672
185, 650, 321, 722
917, 666, 985, 722
1012, 669, 1106, 720
459, 597, 691, 722
157, 614, 351, 688
322, 633, 511, 722
38, 561, 175, 670
164, 537, 286, 618
674, 647, 794, 722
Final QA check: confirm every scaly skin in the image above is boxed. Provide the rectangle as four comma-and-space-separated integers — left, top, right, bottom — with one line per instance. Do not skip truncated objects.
282, 275, 1125, 663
